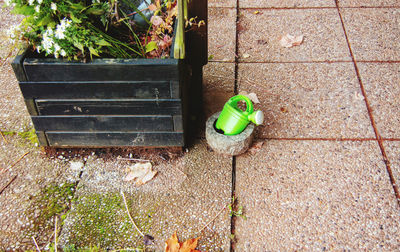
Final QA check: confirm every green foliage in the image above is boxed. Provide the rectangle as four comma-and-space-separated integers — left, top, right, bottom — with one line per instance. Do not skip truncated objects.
1, 127, 38, 145
229, 196, 247, 220
4, 0, 179, 60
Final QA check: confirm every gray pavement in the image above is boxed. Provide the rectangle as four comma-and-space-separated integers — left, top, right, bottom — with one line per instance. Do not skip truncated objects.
1, 0, 400, 251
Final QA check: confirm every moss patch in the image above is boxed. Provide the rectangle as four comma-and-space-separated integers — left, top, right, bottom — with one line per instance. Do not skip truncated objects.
63, 192, 155, 250
24, 182, 76, 244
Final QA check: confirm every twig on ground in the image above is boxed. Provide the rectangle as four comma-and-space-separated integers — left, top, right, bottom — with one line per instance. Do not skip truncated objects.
32, 237, 41, 252
0, 131, 8, 144
198, 204, 227, 235
54, 216, 58, 252
118, 157, 150, 162
0, 151, 30, 175
0, 175, 17, 195
121, 191, 145, 237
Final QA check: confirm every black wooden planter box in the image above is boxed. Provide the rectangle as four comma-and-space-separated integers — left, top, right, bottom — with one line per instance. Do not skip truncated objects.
12, 53, 189, 147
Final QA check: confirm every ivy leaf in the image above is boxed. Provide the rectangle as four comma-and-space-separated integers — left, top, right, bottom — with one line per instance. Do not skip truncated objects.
145, 41, 158, 53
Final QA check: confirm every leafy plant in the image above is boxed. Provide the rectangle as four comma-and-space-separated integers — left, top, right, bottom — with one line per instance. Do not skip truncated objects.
229, 196, 247, 220
4, 0, 180, 60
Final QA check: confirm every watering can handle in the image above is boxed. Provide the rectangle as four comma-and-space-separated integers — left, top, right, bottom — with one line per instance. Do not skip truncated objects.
228, 95, 254, 114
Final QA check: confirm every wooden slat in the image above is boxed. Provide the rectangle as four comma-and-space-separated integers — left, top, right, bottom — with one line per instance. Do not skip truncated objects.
35, 99, 182, 116
19, 81, 171, 99
31, 116, 173, 131
23, 58, 179, 81
45, 132, 184, 147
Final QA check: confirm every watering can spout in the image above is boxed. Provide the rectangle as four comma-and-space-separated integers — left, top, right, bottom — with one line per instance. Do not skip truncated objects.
248, 110, 264, 126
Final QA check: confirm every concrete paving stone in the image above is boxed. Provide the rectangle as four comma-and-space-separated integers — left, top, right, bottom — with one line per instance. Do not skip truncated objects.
209, 0, 236, 8
208, 7, 237, 62
340, 8, 400, 61
383, 141, 400, 192
238, 9, 351, 62
237, 62, 374, 139
235, 140, 400, 251
339, 0, 400, 7
0, 7, 31, 131
358, 63, 400, 138
203, 62, 235, 119
240, 0, 336, 8
59, 140, 232, 251
0, 135, 83, 251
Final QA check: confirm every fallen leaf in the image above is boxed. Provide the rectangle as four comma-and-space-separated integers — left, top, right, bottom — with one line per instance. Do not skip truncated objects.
179, 238, 199, 252
239, 91, 260, 104
242, 53, 250, 59
279, 34, 304, 48
124, 162, 157, 186
248, 141, 264, 154
280, 107, 288, 113
165, 233, 201, 252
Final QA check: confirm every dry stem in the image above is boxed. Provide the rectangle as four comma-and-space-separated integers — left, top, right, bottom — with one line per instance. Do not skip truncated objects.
121, 191, 145, 237
0, 175, 17, 195
0, 151, 29, 175
197, 204, 227, 234
54, 216, 58, 252
0, 131, 8, 144
32, 237, 41, 252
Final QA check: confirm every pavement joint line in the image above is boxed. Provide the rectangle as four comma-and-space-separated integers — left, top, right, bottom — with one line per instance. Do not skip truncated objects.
338, 6, 400, 9
230, 1, 240, 250
230, 156, 237, 252
240, 7, 337, 10
258, 138, 378, 141
335, 0, 400, 206
238, 60, 354, 64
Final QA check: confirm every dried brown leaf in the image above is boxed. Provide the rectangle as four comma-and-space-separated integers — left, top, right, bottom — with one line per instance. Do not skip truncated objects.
165, 232, 180, 252
179, 238, 199, 252
248, 141, 264, 154
124, 162, 157, 186
279, 34, 304, 48
165, 233, 201, 252
239, 91, 260, 104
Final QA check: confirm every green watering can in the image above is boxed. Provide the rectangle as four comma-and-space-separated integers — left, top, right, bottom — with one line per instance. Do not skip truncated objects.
215, 95, 264, 135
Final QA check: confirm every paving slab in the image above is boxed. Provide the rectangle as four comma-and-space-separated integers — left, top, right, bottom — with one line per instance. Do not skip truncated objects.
203, 62, 235, 119
383, 141, 400, 191
0, 135, 83, 251
208, 7, 237, 62
358, 63, 400, 138
340, 8, 400, 61
237, 62, 374, 139
59, 140, 232, 251
209, 0, 236, 8
238, 9, 351, 62
338, 0, 400, 7
235, 140, 400, 251
0, 8, 31, 131
239, 0, 335, 8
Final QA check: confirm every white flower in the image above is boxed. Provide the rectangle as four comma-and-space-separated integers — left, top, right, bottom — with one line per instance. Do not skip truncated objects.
4, 0, 12, 6
54, 43, 61, 52
28, 0, 35, 5
54, 52, 59, 58
37, 0, 43, 4
60, 49, 66, 57
55, 27, 65, 39
36, 46, 41, 53
45, 27, 53, 36
61, 18, 72, 28
51, 2, 57, 11
34, 5, 40, 12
